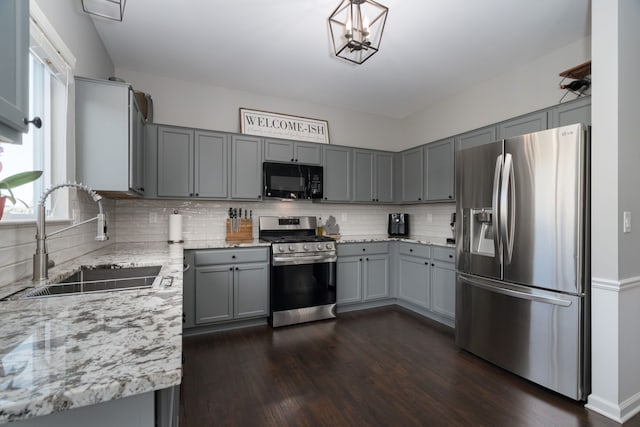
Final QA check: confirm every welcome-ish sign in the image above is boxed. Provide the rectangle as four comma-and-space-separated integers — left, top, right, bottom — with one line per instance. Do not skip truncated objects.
239, 108, 330, 144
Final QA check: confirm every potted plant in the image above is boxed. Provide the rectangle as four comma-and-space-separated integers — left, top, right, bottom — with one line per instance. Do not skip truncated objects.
0, 147, 43, 220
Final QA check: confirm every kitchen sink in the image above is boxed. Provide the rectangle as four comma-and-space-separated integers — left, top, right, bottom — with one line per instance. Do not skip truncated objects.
19, 264, 163, 299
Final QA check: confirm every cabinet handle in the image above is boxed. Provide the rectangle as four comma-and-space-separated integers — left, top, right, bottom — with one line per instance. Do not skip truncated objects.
195, 193, 199, 196
362, 248, 366, 252
359, 258, 363, 261
376, 198, 379, 202
425, 262, 428, 265
229, 267, 233, 271
372, 198, 375, 201
418, 197, 422, 201
432, 263, 435, 266
448, 195, 453, 199
324, 197, 328, 200
409, 248, 413, 252
189, 193, 193, 196
182, 313, 186, 323
295, 159, 298, 162
140, 187, 145, 192
258, 195, 262, 199
24, 117, 42, 128
235, 267, 239, 271
366, 257, 369, 261
291, 158, 294, 162
449, 254, 453, 258
232, 255, 236, 259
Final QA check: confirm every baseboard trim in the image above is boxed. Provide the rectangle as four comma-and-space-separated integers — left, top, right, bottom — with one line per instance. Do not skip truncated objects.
587, 390, 640, 424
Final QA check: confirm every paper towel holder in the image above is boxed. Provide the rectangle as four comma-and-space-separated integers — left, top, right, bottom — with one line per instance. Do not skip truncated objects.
168, 209, 184, 244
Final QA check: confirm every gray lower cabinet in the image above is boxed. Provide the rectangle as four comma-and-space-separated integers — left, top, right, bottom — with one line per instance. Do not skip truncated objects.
157, 127, 228, 198
231, 134, 263, 199
0, 0, 29, 144
264, 138, 322, 165
424, 138, 454, 201
76, 77, 145, 195
551, 96, 591, 127
353, 149, 394, 203
337, 243, 390, 304
323, 145, 353, 201
397, 243, 456, 321
184, 248, 269, 328
401, 147, 424, 202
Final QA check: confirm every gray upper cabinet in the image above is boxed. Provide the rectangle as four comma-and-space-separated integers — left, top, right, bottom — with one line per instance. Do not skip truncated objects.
498, 111, 548, 139
0, 0, 29, 144
231, 134, 263, 199
401, 147, 424, 202
263, 138, 321, 165
353, 149, 374, 202
157, 126, 194, 197
551, 96, 591, 127
424, 138, 454, 201
375, 152, 394, 203
195, 131, 228, 198
455, 125, 497, 151
76, 77, 145, 195
323, 145, 352, 202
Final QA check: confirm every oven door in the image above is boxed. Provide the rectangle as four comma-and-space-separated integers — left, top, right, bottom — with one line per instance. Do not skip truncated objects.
271, 255, 337, 312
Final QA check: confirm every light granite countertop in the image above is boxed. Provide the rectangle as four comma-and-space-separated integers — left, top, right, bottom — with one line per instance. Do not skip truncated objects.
336, 234, 455, 248
0, 242, 183, 425
184, 239, 270, 250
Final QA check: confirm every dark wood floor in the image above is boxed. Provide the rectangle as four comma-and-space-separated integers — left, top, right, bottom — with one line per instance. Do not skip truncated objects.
180, 306, 640, 427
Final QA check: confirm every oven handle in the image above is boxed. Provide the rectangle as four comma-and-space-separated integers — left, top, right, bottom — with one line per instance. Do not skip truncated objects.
272, 255, 337, 266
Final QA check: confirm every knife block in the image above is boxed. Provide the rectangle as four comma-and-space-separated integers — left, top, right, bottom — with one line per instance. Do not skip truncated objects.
225, 219, 253, 242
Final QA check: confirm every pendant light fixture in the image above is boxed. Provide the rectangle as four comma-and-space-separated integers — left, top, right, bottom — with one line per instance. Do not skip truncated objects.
81, 0, 126, 21
328, 0, 389, 64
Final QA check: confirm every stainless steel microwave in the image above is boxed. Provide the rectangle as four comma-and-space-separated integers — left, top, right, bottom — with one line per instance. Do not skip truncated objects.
263, 162, 323, 200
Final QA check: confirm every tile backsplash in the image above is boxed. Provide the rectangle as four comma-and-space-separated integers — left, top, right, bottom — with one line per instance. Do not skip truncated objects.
115, 199, 455, 243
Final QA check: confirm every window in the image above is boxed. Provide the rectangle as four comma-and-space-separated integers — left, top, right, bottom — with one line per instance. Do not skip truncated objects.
0, 2, 75, 222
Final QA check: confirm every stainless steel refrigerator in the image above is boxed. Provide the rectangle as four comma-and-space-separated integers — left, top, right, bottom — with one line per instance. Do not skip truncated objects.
455, 123, 590, 401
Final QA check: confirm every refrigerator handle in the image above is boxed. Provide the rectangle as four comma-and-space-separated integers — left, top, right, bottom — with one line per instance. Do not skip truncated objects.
501, 153, 516, 264
492, 155, 503, 259
458, 274, 572, 307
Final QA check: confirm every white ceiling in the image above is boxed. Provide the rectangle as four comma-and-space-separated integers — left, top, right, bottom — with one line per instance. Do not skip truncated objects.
90, 0, 591, 119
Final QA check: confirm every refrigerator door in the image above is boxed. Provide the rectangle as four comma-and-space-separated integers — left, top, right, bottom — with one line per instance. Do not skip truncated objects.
456, 273, 588, 400
456, 140, 503, 280
502, 123, 587, 294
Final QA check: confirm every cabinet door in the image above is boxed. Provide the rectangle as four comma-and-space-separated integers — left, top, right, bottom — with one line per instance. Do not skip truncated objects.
431, 260, 456, 319
353, 149, 374, 202
323, 146, 352, 202
398, 255, 430, 308
424, 138, 454, 201
401, 147, 424, 202
551, 97, 591, 127
195, 266, 234, 324
337, 256, 362, 304
130, 104, 146, 195
0, 0, 29, 143
295, 142, 322, 165
498, 111, 548, 139
231, 134, 262, 199
364, 254, 389, 301
234, 263, 269, 319
375, 152, 394, 203
195, 131, 228, 198
264, 138, 294, 162
158, 127, 193, 197
455, 126, 497, 151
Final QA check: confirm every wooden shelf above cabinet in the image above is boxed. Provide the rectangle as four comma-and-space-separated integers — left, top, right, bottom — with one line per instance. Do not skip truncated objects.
559, 60, 591, 79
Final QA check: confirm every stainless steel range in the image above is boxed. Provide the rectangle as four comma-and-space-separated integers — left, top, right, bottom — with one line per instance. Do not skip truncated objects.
259, 216, 337, 327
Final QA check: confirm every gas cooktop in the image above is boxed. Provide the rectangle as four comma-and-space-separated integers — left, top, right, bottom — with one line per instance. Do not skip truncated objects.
260, 235, 335, 244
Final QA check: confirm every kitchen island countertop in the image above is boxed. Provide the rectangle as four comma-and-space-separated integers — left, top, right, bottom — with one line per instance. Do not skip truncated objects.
0, 242, 183, 424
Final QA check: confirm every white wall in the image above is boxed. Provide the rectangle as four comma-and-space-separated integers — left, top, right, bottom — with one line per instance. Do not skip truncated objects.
400, 37, 592, 148
33, 0, 114, 79
113, 69, 402, 151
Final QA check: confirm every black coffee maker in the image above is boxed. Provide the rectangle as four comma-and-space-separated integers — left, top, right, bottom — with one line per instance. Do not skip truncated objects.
388, 213, 409, 236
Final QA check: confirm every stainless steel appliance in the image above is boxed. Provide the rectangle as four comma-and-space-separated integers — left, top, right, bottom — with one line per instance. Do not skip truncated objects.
263, 162, 323, 200
455, 123, 590, 401
259, 216, 337, 327
388, 213, 409, 236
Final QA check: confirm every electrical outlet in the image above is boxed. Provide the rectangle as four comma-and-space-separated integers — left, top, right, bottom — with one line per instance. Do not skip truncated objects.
149, 212, 158, 224
341, 213, 348, 222
623, 211, 631, 233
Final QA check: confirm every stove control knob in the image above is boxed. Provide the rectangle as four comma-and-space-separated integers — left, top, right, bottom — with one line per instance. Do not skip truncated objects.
303, 245, 309, 251
289, 246, 296, 252
326, 243, 333, 250
317, 244, 323, 250
278, 246, 286, 252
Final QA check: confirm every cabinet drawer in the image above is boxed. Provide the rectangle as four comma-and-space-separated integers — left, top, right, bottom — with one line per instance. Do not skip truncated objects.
338, 242, 389, 256
432, 246, 455, 263
194, 247, 269, 266
398, 242, 431, 258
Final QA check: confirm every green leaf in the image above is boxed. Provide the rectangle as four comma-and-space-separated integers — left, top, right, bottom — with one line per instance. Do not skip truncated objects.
0, 171, 43, 190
